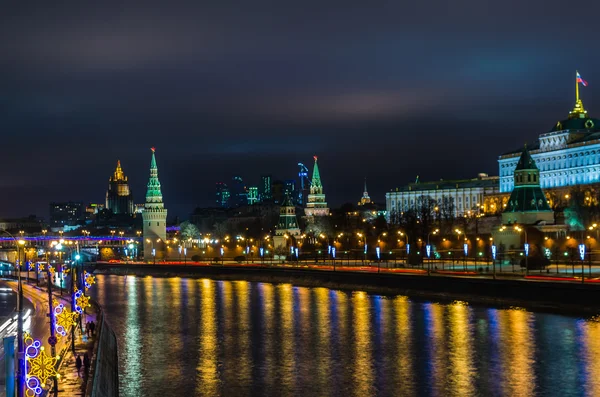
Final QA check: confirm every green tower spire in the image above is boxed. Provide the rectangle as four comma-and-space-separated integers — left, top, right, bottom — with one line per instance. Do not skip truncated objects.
146, 147, 164, 206
311, 155, 322, 191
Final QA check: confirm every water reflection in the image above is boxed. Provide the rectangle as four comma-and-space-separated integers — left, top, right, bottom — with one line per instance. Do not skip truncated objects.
89, 276, 600, 397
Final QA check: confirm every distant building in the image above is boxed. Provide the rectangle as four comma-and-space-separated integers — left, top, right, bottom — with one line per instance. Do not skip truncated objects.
49, 201, 84, 227
247, 186, 259, 205
134, 204, 145, 214
142, 148, 168, 260
216, 182, 230, 208
260, 175, 272, 201
358, 178, 372, 206
273, 193, 302, 250
105, 160, 134, 215
304, 156, 330, 218
385, 174, 499, 219
272, 180, 285, 204
231, 176, 248, 207
284, 179, 296, 197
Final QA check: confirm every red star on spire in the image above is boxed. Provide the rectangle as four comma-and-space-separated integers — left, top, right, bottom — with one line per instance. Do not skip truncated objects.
151, 147, 156, 152
313, 155, 318, 162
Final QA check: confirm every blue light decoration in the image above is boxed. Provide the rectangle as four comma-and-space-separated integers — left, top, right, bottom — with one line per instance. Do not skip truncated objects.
24, 332, 59, 396
259, 247, 264, 257
426, 244, 431, 258
220, 247, 224, 256
328, 245, 331, 255
491, 245, 497, 260
178, 246, 182, 255
463, 243, 468, 256
376, 246, 381, 259
579, 244, 586, 260
184, 247, 187, 256
246, 246, 250, 254
406, 244, 410, 255
332, 247, 336, 258
524, 243, 530, 256
294, 248, 299, 258
152, 248, 156, 257
73, 288, 90, 314
364, 243, 367, 255
84, 271, 95, 290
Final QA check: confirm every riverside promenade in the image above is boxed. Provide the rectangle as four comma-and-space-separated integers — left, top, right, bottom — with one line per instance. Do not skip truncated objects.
0, 280, 99, 397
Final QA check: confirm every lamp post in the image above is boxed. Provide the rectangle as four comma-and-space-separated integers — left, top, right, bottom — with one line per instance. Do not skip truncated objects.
515, 226, 528, 275
2, 231, 25, 397
427, 229, 439, 275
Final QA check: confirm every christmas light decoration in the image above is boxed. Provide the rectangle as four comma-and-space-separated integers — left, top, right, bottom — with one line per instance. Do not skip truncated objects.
24, 332, 60, 396
74, 288, 90, 314
47, 265, 56, 278
28, 261, 34, 271
54, 302, 78, 337
84, 271, 96, 290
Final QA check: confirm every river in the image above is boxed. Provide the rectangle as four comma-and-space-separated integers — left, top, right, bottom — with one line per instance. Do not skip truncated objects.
89, 274, 600, 397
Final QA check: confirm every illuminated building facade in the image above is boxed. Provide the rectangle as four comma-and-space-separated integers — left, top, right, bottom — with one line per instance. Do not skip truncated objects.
105, 160, 134, 215
385, 174, 499, 219
247, 186, 259, 205
49, 201, 84, 227
260, 175, 272, 201
142, 148, 168, 260
499, 84, 600, 193
216, 182, 230, 208
304, 156, 330, 217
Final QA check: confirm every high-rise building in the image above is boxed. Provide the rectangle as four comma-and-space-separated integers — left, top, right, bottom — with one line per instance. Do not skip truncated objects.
142, 148, 168, 260
49, 202, 84, 227
358, 178, 372, 206
305, 156, 330, 217
216, 182, 230, 208
260, 175, 272, 201
272, 180, 285, 204
231, 176, 248, 207
284, 179, 296, 197
105, 160, 134, 215
247, 186, 259, 205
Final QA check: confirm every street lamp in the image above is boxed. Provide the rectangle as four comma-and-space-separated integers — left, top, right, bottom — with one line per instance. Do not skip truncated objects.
514, 226, 528, 275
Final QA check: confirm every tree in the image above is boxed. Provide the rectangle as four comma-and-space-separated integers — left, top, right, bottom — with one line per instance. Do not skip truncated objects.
179, 221, 200, 240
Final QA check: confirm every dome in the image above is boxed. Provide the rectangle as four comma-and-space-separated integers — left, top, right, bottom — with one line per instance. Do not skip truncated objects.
550, 117, 600, 133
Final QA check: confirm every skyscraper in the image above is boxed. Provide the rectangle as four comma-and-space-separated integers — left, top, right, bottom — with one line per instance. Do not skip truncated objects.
260, 175, 272, 201
105, 160, 134, 215
305, 156, 330, 217
142, 148, 168, 260
215, 182, 230, 208
231, 176, 248, 207
284, 179, 296, 197
247, 186, 259, 205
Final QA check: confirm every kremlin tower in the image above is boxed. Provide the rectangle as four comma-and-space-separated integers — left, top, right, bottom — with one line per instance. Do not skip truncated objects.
142, 148, 168, 261
304, 156, 330, 218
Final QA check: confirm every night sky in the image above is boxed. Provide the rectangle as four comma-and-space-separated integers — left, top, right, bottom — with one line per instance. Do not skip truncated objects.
2, 2, 600, 219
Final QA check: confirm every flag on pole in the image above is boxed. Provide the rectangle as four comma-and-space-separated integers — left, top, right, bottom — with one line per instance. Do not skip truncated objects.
577, 72, 588, 86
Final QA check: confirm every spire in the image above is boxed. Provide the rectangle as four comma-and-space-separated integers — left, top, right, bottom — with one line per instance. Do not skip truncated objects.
570, 70, 588, 119
363, 178, 368, 196
145, 147, 164, 206
111, 160, 125, 181
311, 156, 322, 189
515, 145, 538, 171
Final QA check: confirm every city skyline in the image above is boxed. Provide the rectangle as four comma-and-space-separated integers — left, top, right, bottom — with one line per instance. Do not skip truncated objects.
2, 2, 600, 218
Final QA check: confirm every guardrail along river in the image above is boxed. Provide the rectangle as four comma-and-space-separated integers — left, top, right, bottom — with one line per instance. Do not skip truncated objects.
89, 274, 600, 397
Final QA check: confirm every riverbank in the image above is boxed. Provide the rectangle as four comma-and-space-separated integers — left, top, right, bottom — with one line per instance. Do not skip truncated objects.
94, 263, 600, 316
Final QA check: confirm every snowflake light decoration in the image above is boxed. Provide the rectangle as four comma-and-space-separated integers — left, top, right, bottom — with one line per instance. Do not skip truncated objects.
54, 302, 78, 337
47, 265, 56, 278
28, 261, 34, 271
84, 271, 96, 290
24, 332, 60, 396
37, 263, 44, 272
74, 288, 90, 314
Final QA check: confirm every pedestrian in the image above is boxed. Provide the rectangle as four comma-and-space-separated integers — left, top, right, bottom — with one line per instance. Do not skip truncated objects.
83, 352, 91, 376
75, 355, 82, 377
90, 321, 96, 336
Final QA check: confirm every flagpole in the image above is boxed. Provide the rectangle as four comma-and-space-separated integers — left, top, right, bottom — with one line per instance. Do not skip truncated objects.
576, 70, 580, 103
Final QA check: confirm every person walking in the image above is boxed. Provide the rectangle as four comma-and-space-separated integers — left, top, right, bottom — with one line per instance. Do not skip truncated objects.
83, 352, 91, 376
90, 321, 96, 336
75, 355, 82, 377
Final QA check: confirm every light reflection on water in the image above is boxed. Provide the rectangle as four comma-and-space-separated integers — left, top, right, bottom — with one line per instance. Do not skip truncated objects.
91, 275, 600, 397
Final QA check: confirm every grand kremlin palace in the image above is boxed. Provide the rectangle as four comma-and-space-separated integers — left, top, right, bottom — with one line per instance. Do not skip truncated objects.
387, 88, 600, 216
